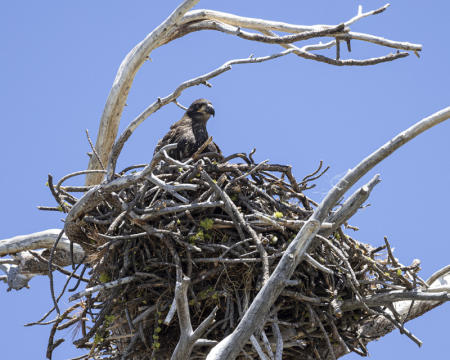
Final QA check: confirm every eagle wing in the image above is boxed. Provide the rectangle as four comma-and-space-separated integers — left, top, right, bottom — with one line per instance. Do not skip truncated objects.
153, 100, 221, 161
153, 115, 195, 160
205, 140, 221, 155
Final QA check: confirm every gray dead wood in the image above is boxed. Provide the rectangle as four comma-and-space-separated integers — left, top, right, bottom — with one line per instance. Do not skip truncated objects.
0, 230, 85, 290
206, 107, 450, 359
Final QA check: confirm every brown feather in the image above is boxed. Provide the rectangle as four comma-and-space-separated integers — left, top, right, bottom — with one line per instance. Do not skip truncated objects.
153, 99, 221, 161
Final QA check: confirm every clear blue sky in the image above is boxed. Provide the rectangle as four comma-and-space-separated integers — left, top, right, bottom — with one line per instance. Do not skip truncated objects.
1, 1, 449, 359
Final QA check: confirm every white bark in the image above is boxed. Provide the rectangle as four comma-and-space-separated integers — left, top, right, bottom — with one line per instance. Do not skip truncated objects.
85, 0, 200, 185
85, 2, 421, 186
0, 229, 85, 290
2, 2, 448, 359
350, 266, 450, 356
0, 229, 82, 256
69, 275, 136, 302
206, 107, 450, 359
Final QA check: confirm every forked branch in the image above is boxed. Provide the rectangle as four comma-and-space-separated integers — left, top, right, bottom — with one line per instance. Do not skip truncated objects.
206, 107, 450, 359
86, 1, 422, 186
85, 0, 201, 185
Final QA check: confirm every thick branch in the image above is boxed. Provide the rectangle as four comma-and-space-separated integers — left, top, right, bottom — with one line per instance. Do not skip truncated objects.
182, 9, 324, 33
313, 106, 450, 223
171, 275, 218, 360
0, 229, 82, 256
0, 230, 85, 290
325, 174, 381, 234
182, 7, 422, 51
206, 107, 450, 359
183, 21, 347, 45
341, 289, 450, 311
330, 267, 450, 358
85, 0, 200, 186
88, 3, 421, 187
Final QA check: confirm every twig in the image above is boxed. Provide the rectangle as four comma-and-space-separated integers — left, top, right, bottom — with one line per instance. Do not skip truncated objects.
304, 254, 334, 275
86, 129, 105, 170
132, 304, 159, 326
28, 251, 88, 282
341, 290, 450, 311
173, 99, 188, 110
308, 305, 336, 360
46, 303, 80, 359
164, 297, 178, 326
56, 169, 106, 191
261, 331, 275, 360
381, 306, 423, 347
69, 276, 136, 302
136, 200, 224, 220
192, 136, 213, 160
250, 335, 269, 360
201, 170, 270, 284
47, 174, 70, 213
271, 316, 283, 360
147, 173, 190, 203
48, 230, 64, 315
68, 264, 88, 292
325, 174, 381, 234
326, 312, 350, 355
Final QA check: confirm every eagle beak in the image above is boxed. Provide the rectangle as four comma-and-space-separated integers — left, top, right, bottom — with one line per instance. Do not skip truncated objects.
206, 104, 215, 117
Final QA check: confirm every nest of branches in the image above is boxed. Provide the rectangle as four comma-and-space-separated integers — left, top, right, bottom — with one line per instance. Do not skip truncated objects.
44, 148, 426, 360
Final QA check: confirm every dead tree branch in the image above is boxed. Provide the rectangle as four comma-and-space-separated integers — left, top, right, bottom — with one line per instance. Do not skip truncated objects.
3, 3, 448, 360
0, 230, 85, 290
206, 107, 450, 359
85, 0, 201, 185
85, 2, 421, 186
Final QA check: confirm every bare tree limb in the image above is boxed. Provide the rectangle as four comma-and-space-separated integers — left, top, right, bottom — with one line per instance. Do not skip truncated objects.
340, 290, 450, 311
171, 275, 218, 360
68, 275, 137, 302
182, 21, 348, 45
259, 27, 409, 67
327, 266, 450, 358
206, 107, 450, 359
181, 6, 421, 51
426, 265, 450, 286
86, 2, 421, 186
325, 174, 381, 234
0, 230, 85, 290
85, 0, 200, 185
0, 229, 82, 256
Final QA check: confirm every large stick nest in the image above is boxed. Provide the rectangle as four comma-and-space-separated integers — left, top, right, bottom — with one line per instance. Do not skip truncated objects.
46, 151, 424, 360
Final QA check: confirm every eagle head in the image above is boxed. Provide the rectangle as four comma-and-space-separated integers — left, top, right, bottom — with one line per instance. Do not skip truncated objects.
186, 98, 215, 121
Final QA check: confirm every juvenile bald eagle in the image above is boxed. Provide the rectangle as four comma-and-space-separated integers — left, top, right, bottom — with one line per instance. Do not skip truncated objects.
153, 99, 221, 161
